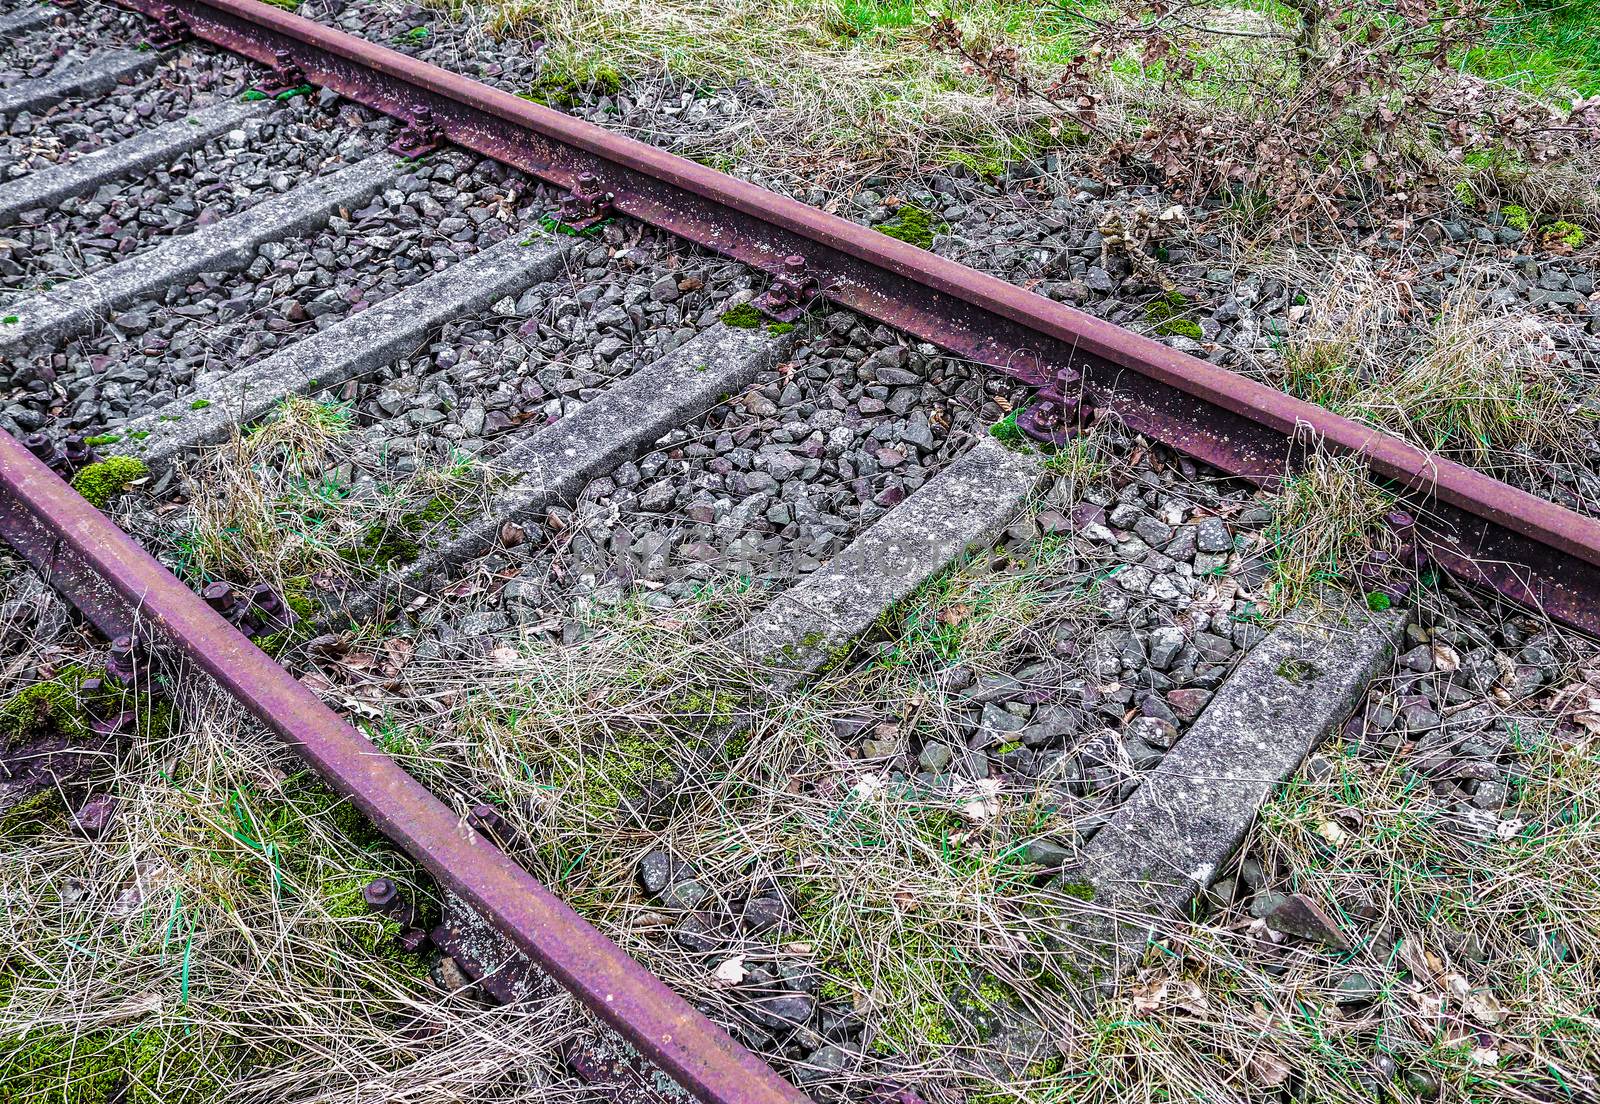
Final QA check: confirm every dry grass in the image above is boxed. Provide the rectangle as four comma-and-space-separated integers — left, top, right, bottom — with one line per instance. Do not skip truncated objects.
457, 0, 1068, 189
337, 496, 1114, 1091
1267, 252, 1598, 486
4, 442, 1598, 1101
1258, 444, 1399, 616
158, 397, 496, 618
0, 671, 595, 1102
1041, 706, 1600, 1103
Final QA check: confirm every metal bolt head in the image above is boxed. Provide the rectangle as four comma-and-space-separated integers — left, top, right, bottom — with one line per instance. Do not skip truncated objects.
23, 432, 53, 460
576, 171, 598, 191
202, 581, 236, 613
248, 582, 286, 617
106, 635, 139, 682
89, 709, 138, 738
362, 877, 399, 909
782, 254, 807, 274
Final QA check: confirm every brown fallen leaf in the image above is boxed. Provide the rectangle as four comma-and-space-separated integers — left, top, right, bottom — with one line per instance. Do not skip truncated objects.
1465, 985, 1508, 1026
1245, 1050, 1293, 1088
1130, 978, 1209, 1016
1431, 641, 1461, 673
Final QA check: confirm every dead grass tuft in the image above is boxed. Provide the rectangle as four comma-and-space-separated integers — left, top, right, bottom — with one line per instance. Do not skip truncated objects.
457, 0, 1066, 190
1268, 252, 1598, 485
1260, 443, 1398, 616
163, 397, 496, 604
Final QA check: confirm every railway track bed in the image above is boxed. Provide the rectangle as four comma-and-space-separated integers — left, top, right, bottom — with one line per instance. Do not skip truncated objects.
2, 1, 1598, 1101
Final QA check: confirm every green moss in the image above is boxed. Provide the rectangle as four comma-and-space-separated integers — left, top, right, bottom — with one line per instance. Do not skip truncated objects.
0, 787, 69, 841
912, 999, 957, 1047
1155, 317, 1203, 339
1275, 658, 1319, 685
1501, 204, 1532, 231
720, 303, 763, 329
664, 687, 741, 730
766, 321, 796, 335
69, 457, 148, 509
1026, 1055, 1065, 1077
988, 410, 1030, 450
1059, 879, 1096, 902
252, 577, 318, 658
523, 64, 623, 108
0, 669, 91, 749
127, 430, 150, 441
1452, 179, 1476, 208
0, 1025, 226, 1103
0, 665, 171, 757
551, 731, 680, 816
343, 525, 421, 569
82, 434, 122, 447
190, 398, 211, 410
1366, 591, 1392, 612
405, 495, 456, 528
873, 204, 945, 249
1145, 291, 1203, 339
1540, 220, 1585, 248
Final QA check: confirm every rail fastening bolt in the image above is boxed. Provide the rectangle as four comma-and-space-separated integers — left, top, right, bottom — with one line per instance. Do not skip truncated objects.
362, 877, 399, 910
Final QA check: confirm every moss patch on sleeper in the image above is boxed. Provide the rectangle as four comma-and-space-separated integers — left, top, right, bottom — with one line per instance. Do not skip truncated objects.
70, 457, 148, 509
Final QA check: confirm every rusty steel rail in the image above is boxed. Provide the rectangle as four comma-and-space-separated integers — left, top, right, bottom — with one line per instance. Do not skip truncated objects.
103, 0, 1600, 635
0, 429, 807, 1104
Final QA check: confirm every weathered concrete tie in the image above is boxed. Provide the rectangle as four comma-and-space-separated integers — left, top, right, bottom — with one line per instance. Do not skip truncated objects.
732, 436, 1045, 685
0, 49, 159, 118
0, 99, 266, 226
118, 231, 573, 471
0, 153, 396, 357
1070, 600, 1408, 973
347, 322, 792, 620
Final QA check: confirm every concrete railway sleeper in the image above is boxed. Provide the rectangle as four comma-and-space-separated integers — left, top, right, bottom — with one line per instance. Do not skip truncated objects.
0, 1, 1596, 1101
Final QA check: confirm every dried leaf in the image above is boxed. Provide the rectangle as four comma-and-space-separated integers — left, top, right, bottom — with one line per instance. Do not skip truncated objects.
1465, 987, 1508, 1026
384, 637, 414, 669
1316, 819, 1348, 846
1130, 978, 1209, 1015
712, 955, 747, 987
1431, 641, 1461, 673
957, 778, 1002, 823
1245, 1051, 1293, 1088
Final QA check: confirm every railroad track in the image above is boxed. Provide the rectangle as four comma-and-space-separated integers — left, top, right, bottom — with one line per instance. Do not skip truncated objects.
2, 1, 1599, 1101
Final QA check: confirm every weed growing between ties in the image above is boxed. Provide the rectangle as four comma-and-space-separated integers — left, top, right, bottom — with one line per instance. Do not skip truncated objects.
1260, 445, 1400, 616
161, 396, 497, 641
365, 509, 1117, 1090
